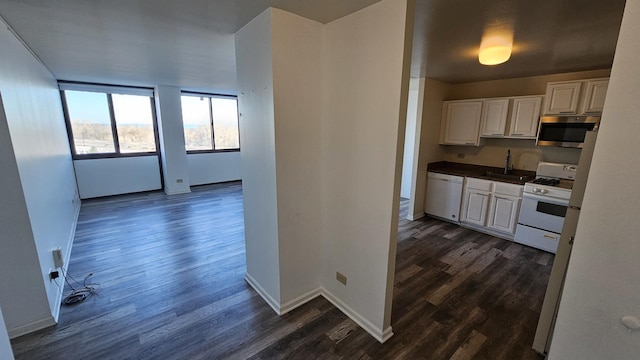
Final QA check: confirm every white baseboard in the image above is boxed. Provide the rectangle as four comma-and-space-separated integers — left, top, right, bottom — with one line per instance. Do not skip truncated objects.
52, 200, 81, 323
320, 287, 393, 343
243, 277, 395, 344
8, 316, 55, 339
407, 212, 425, 221
244, 273, 282, 315
164, 187, 191, 195
279, 288, 321, 315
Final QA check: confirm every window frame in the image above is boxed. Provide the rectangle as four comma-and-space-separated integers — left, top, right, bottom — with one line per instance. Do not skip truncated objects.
181, 91, 241, 154
60, 81, 161, 160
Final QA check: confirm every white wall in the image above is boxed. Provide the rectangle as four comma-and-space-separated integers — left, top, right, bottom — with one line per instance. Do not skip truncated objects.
409, 78, 447, 219
235, 9, 282, 308
186, 152, 241, 186
0, 95, 50, 338
74, 156, 162, 198
400, 78, 421, 198
0, 23, 79, 336
0, 307, 14, 360
548, 2, 640, 359
271, 9, 324, 307
155, 85, 191, 195
236, 2, 412, 341
321, 0, 413, 341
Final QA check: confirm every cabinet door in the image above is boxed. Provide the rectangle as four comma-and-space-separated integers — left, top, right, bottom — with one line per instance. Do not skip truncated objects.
542, 82, 582, 115
581, 79, 609, 114
488, 195, 520, 234
440, 101, 483, 146
461, 191, 490, 226
480, 99, 510, 137
509, 96, 542, 138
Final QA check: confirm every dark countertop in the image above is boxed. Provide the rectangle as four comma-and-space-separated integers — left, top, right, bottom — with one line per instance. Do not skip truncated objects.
427, 161, 536, 185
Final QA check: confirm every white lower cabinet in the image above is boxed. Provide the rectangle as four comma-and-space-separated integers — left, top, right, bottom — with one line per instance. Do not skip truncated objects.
460, 178, 492, 226
461, 178, 523, 238
487, 194, 520, 234
461, 191, 490, 226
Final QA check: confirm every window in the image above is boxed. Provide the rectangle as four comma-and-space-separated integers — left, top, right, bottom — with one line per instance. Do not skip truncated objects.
181, 93, 240, 152
61, 83, 158, 158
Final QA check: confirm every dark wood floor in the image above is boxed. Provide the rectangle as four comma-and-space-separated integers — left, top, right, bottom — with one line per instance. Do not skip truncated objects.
11, 183, 551, 359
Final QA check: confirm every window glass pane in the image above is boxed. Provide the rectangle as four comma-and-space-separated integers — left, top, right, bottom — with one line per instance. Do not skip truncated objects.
211, 98, 240, 149
112, 94, 157, 153
65, 90, 115, 154
181, 96, 213, 151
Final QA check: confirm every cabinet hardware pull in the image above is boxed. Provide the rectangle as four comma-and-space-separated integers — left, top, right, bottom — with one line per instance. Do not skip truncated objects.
511, 133, 523, 136
543, 234, 557, 240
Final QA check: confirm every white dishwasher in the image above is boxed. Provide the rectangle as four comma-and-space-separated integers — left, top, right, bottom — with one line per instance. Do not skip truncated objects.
425, 172, 464, 223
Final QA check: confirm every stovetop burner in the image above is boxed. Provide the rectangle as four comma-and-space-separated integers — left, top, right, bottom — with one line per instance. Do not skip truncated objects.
532, 178, 560, 186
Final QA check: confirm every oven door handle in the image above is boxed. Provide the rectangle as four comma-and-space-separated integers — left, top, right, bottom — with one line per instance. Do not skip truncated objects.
522, 193, 569, 206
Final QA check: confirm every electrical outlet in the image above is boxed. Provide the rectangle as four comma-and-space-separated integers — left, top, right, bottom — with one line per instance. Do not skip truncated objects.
176, 179, 184, 183
336, 272, 347, 286
49, 269, 59, 281
52, 248, 64, 269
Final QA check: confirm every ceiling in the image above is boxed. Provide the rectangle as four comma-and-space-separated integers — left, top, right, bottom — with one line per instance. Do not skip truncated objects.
0, 0, 381, 93
412, 0, 626, 83
0, 0, 627, 92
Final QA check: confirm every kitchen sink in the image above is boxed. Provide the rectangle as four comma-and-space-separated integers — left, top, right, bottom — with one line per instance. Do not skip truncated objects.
484, 171, 532, 182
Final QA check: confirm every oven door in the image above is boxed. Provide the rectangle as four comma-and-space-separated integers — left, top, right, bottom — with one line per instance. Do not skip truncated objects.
518, 193, 568, 233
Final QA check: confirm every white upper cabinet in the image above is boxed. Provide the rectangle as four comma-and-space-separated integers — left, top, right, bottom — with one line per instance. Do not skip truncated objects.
480, 99, 510, 137
440, 100, 483, 146
542, 78, 610, 115
508, 96, 542, 138
581, 78, 609, 114
543, 81, 582, 115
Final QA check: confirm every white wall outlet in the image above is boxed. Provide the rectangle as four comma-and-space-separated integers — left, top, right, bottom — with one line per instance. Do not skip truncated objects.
336, 271, 347, 286
52, 248, 64, 269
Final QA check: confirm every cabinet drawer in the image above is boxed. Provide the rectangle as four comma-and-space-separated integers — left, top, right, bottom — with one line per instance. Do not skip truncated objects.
493, 182, 523, 197
465, 178, 492, 191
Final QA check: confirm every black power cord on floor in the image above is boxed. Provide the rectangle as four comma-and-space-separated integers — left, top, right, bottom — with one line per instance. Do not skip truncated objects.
61, 268, 100, 306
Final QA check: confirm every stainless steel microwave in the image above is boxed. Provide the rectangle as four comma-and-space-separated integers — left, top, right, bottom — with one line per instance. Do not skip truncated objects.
536, 116, 600, 148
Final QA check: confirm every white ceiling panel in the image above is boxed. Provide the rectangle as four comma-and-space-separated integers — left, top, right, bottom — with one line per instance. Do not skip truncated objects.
0, 0, 627, 92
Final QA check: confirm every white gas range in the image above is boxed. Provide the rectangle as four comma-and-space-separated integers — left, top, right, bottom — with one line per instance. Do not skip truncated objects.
514, 162, 577, 253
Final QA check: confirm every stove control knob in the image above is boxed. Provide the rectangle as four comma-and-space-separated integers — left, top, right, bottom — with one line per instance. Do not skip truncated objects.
539, 188, 548, 194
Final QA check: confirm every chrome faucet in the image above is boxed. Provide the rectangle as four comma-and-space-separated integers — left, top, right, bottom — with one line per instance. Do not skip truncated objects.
504, 149, 511, 174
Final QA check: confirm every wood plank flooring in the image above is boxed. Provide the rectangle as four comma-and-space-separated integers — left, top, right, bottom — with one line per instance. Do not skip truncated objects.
11, 183, 550, 359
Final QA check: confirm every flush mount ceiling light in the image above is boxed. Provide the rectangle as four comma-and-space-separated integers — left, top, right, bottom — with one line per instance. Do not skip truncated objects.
479, 35, 512, 65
